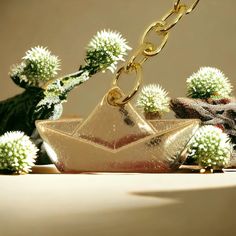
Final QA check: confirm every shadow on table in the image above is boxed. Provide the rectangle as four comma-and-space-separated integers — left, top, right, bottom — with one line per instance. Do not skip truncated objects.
40, 186, 236, 236
2, 184, 236, 236
127, 186, 236, 236
48, 186, 236, 236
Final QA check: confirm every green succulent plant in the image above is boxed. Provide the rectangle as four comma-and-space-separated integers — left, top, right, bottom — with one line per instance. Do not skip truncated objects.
35, 30, 131, 121
136, 84, 170, 118
186, 67, 233, 99
1, 30, 131, 134
0, 131, 38, 174
0, 29, 131, 164
187, 125, 233, 170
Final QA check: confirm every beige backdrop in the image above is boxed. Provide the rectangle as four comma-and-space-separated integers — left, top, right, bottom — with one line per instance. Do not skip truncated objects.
0, 0, 236, 118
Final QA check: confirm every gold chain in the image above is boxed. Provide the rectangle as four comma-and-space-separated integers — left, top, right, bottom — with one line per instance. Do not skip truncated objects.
108, 0, 200, 106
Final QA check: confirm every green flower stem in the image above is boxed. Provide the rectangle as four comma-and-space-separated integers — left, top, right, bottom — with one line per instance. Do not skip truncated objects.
0, 66, 96, 137
0, 67, 101, 164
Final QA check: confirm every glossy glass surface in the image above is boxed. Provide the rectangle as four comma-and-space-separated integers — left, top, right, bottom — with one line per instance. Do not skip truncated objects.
36, 91, 200, 173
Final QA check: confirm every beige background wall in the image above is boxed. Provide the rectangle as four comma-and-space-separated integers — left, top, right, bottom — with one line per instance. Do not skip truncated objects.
0, 0, 236, 118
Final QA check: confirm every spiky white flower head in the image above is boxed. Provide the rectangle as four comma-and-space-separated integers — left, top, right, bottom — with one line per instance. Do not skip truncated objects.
86, 30, 131, 73
186, 67, 233, 99
10, 46, 60, 87
187, 125, 233, 169
136, 84, 170, 115
23, 46, 60, 83
0, 131, 38, 174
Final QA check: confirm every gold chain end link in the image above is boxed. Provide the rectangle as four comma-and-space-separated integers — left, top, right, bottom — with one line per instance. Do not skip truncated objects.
107, 63, 142, 106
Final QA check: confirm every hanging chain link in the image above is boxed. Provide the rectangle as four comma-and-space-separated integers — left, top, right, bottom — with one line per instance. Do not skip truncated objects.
108, 0, 200, 106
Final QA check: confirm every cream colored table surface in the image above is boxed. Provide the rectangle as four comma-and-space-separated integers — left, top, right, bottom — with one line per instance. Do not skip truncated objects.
1, 173, 236, 236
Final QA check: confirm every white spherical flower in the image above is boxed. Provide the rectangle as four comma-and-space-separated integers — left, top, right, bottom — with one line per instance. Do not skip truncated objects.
136, 84, 170, 115
86, 30, 131, 73
23, 46, 60, 84
9, 46, 60, 87
0, 131, 38, 174
186, 67, 233, 99
187, 125, 233, 169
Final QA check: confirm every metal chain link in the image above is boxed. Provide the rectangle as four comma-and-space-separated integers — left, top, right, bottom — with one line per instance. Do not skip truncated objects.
108, 0, 200, 106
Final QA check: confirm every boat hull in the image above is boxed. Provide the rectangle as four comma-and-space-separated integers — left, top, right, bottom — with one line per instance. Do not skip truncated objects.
36, 118, 200, 173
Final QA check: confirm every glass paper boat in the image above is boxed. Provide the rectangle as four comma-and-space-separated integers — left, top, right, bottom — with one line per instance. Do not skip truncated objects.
36, 90, 200, 173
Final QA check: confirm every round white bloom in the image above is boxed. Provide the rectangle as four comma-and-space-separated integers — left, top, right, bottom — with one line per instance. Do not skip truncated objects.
188, 125, 233, 169
136, 84, 170, 114
10, 46, 60, 87
0, 131, 38, 174
186, 67, 232, 99
86, 30, 131, 73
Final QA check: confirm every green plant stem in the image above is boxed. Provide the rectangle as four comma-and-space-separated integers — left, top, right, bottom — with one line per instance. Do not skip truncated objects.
0, 64, 104, 164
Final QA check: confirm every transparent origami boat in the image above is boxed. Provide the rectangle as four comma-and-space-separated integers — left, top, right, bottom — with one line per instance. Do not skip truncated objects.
36, 90, 200, 173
